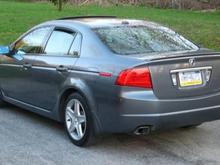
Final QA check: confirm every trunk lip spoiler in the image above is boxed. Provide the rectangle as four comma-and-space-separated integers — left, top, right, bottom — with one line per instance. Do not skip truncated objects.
149, 52, 220, 62
130, 51, 220, 69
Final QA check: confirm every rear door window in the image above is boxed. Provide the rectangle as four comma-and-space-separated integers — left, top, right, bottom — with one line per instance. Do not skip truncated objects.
44, 29, 76, 56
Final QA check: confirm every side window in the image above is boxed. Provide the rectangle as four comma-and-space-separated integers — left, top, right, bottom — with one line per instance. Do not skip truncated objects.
44, 29, 76, 55
15, 27, 52, 54
69, 33, 82, 56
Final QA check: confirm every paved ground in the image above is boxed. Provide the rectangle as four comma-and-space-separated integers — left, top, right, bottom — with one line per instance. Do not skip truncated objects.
0, 104, 220, 165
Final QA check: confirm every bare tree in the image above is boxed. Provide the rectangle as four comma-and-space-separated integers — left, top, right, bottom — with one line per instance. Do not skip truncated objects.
49, 0, 66, 11
155, 0, 160, 7
58, 0, 62, 11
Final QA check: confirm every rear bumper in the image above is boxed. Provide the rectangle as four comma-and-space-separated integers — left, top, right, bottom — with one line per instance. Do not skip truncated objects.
97, 89, 220, 133
120, 104, 220, 132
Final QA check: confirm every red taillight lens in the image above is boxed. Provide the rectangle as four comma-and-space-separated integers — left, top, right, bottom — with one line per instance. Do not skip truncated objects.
116, 67, 152, 89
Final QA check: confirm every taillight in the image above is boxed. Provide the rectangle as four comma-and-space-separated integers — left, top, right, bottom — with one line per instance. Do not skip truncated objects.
115, 67, 152, 89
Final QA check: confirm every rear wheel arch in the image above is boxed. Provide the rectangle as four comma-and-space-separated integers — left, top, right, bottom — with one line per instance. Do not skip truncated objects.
59, 87, 88, 120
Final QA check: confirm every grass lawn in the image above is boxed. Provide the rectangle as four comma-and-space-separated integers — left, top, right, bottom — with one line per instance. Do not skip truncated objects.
0, 1, 219, 50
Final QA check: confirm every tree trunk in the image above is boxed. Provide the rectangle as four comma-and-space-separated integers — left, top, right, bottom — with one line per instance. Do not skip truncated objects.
155, 0, 160, 7
171, 0, 175, 8
178, 0, 182, 9
58, 0, 62, 11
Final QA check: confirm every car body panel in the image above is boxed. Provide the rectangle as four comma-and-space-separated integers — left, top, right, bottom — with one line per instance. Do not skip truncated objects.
31, 55, 78, 110
0, 55, 37, 103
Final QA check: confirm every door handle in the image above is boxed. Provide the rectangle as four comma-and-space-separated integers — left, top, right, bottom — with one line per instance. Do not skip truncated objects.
56, 65, 68, 72
23, 63, 32, 69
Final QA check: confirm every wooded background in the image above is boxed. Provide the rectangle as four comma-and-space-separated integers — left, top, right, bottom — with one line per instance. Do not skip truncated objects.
16, 0, 220, 10
54, 0, 220, 9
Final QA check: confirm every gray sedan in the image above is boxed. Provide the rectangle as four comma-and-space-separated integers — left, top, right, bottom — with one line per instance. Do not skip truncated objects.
0, 16, 220, 146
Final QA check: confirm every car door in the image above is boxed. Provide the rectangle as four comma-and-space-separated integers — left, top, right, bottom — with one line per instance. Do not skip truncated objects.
29, 27, 82, 111
0, 26, 53, 104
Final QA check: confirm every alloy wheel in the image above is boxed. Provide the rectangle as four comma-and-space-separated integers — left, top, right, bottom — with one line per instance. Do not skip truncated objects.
65, 99, 87, 141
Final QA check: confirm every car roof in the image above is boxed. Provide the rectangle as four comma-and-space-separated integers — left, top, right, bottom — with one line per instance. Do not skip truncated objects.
46, 16, 158, 29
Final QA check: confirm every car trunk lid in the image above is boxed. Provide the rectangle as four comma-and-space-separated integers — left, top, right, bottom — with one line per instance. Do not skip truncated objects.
138, 50, 220, 99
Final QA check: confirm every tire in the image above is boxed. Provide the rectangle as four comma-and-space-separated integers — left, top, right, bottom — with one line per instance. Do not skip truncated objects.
181, 123, 202, 129
64, 93, 95, 147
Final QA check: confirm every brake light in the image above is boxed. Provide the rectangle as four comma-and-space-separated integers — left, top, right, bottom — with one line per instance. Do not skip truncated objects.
116, 67, 152, 89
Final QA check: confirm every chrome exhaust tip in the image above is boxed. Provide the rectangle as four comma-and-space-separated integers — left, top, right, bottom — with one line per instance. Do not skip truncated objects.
134, 126, 150, 135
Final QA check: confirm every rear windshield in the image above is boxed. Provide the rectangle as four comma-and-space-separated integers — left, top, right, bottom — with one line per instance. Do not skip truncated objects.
93, 26, 198, 55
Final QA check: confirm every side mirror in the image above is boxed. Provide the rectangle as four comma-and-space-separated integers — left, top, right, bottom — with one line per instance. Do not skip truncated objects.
0, 46, 10, 55
0, 45, 24, 61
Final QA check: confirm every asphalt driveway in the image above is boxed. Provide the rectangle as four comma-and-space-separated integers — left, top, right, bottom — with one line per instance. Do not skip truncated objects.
0, 104, 220, 165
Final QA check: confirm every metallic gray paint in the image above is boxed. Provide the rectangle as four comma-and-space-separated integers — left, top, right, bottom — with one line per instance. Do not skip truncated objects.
0, 18, 220, 135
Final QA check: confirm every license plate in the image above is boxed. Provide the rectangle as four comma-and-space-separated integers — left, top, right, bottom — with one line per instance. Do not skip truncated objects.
179, 71, 203, 87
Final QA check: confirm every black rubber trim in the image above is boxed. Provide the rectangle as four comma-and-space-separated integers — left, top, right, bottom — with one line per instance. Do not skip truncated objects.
57, 16, 117, 20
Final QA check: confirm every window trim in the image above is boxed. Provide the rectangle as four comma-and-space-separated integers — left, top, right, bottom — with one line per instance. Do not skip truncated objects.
11, 25, 83, 58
